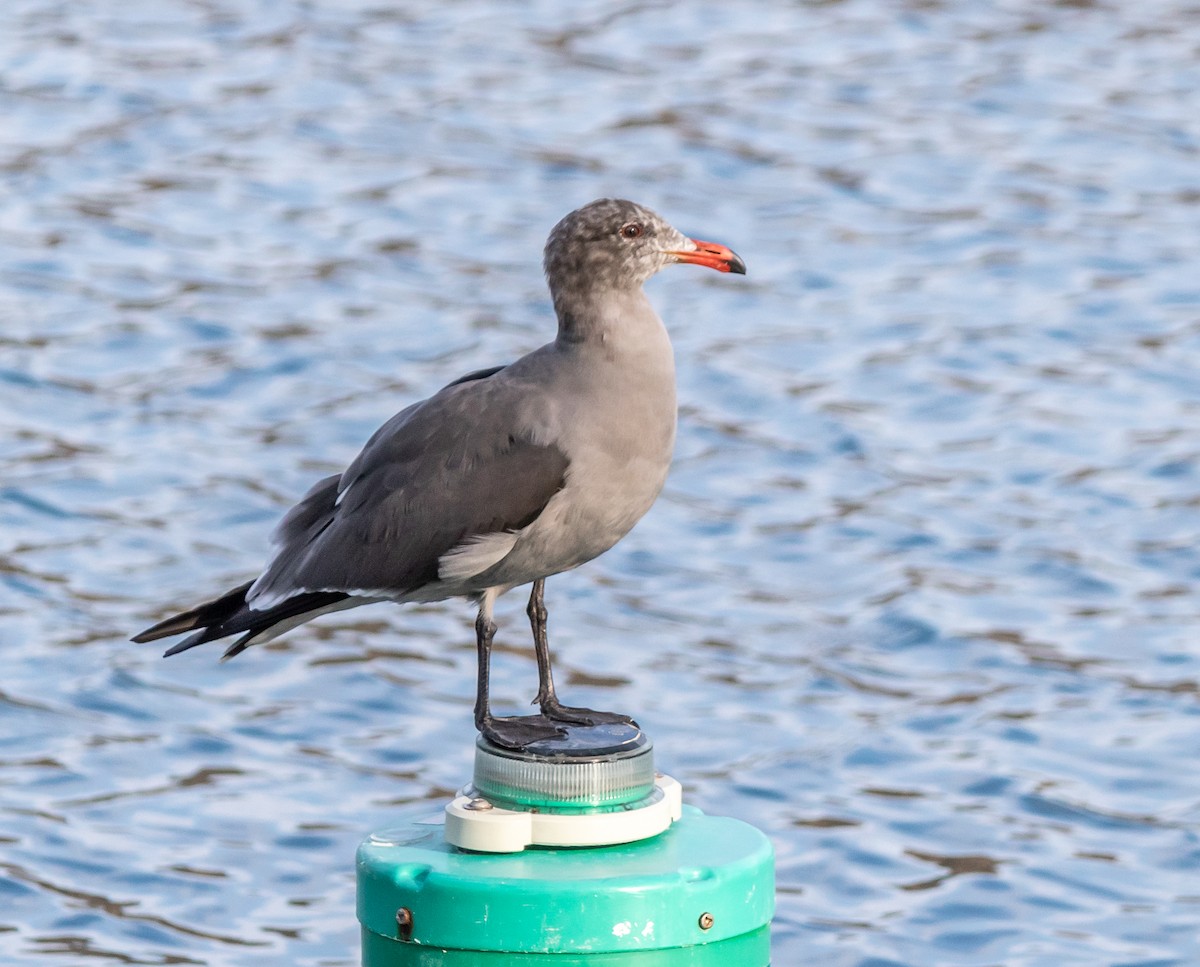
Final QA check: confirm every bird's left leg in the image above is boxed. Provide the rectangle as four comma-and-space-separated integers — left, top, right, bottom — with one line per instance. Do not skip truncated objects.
475, 588, 563, 750
529, 578, 637, 728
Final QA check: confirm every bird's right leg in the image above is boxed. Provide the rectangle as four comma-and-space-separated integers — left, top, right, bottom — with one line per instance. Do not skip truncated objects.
474, 589, 563, 750
528, 578, 637, 729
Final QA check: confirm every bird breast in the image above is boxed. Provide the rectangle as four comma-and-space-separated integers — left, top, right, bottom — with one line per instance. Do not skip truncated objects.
491, 326, 677, 588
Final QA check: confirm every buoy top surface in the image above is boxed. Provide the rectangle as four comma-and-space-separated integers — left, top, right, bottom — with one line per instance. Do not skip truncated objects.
494, 721, 647, 759
357, 805, 774, 954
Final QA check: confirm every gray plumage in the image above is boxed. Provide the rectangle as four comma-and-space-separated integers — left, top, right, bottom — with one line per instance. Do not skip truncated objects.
134, 198, 745, 749
248, 374, 571, 609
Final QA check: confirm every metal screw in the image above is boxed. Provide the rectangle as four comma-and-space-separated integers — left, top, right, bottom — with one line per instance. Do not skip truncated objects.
698, 912, 714, 930
396, 907, 414, 940
464, 797, 493, 811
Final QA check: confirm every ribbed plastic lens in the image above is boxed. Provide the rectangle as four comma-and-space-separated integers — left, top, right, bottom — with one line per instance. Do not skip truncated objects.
473, 739, 656, 812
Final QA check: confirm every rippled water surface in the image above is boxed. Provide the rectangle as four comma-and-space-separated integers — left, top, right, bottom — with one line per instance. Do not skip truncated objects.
4, 1, 1200, 964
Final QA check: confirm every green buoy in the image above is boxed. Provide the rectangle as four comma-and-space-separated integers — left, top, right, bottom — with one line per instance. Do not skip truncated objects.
357, 724, 775, 964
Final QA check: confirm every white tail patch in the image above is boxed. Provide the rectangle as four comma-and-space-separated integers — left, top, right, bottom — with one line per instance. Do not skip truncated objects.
438, 532, 520, 583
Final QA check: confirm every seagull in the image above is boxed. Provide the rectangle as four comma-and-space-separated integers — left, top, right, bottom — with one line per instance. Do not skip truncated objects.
133, 198, 746, 751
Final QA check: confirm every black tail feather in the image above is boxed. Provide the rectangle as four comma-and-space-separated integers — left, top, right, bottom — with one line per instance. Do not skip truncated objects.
220, 633, 257, 662
132, 582, 254, 643
162, 625, 218, 657
134, 581, 350, 659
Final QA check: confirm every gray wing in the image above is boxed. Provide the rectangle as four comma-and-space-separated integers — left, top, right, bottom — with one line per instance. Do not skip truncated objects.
247, 371, 568, 607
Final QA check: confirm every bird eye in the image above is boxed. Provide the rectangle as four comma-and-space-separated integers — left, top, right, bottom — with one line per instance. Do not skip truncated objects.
620, 222, 643, 239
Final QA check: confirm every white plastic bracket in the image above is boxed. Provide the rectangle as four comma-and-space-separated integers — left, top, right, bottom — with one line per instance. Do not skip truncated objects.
444, 774, 683, 853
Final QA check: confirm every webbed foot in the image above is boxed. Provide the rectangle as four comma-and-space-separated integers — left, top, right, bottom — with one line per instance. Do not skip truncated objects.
478, 713, 567, 751
538, 698, 638, 729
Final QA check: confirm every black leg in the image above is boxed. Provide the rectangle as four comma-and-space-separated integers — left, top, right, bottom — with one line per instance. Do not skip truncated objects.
473, 608, 496, 733
474, 596, 563, 750
527, 579, 637, 729
529, 578, 559, 710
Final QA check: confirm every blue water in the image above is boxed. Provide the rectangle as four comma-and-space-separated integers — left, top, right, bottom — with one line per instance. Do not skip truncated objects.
3, 1, 1200, 964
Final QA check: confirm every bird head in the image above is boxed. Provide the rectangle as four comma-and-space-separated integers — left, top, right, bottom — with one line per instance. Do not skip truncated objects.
543, 199, 746, 295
